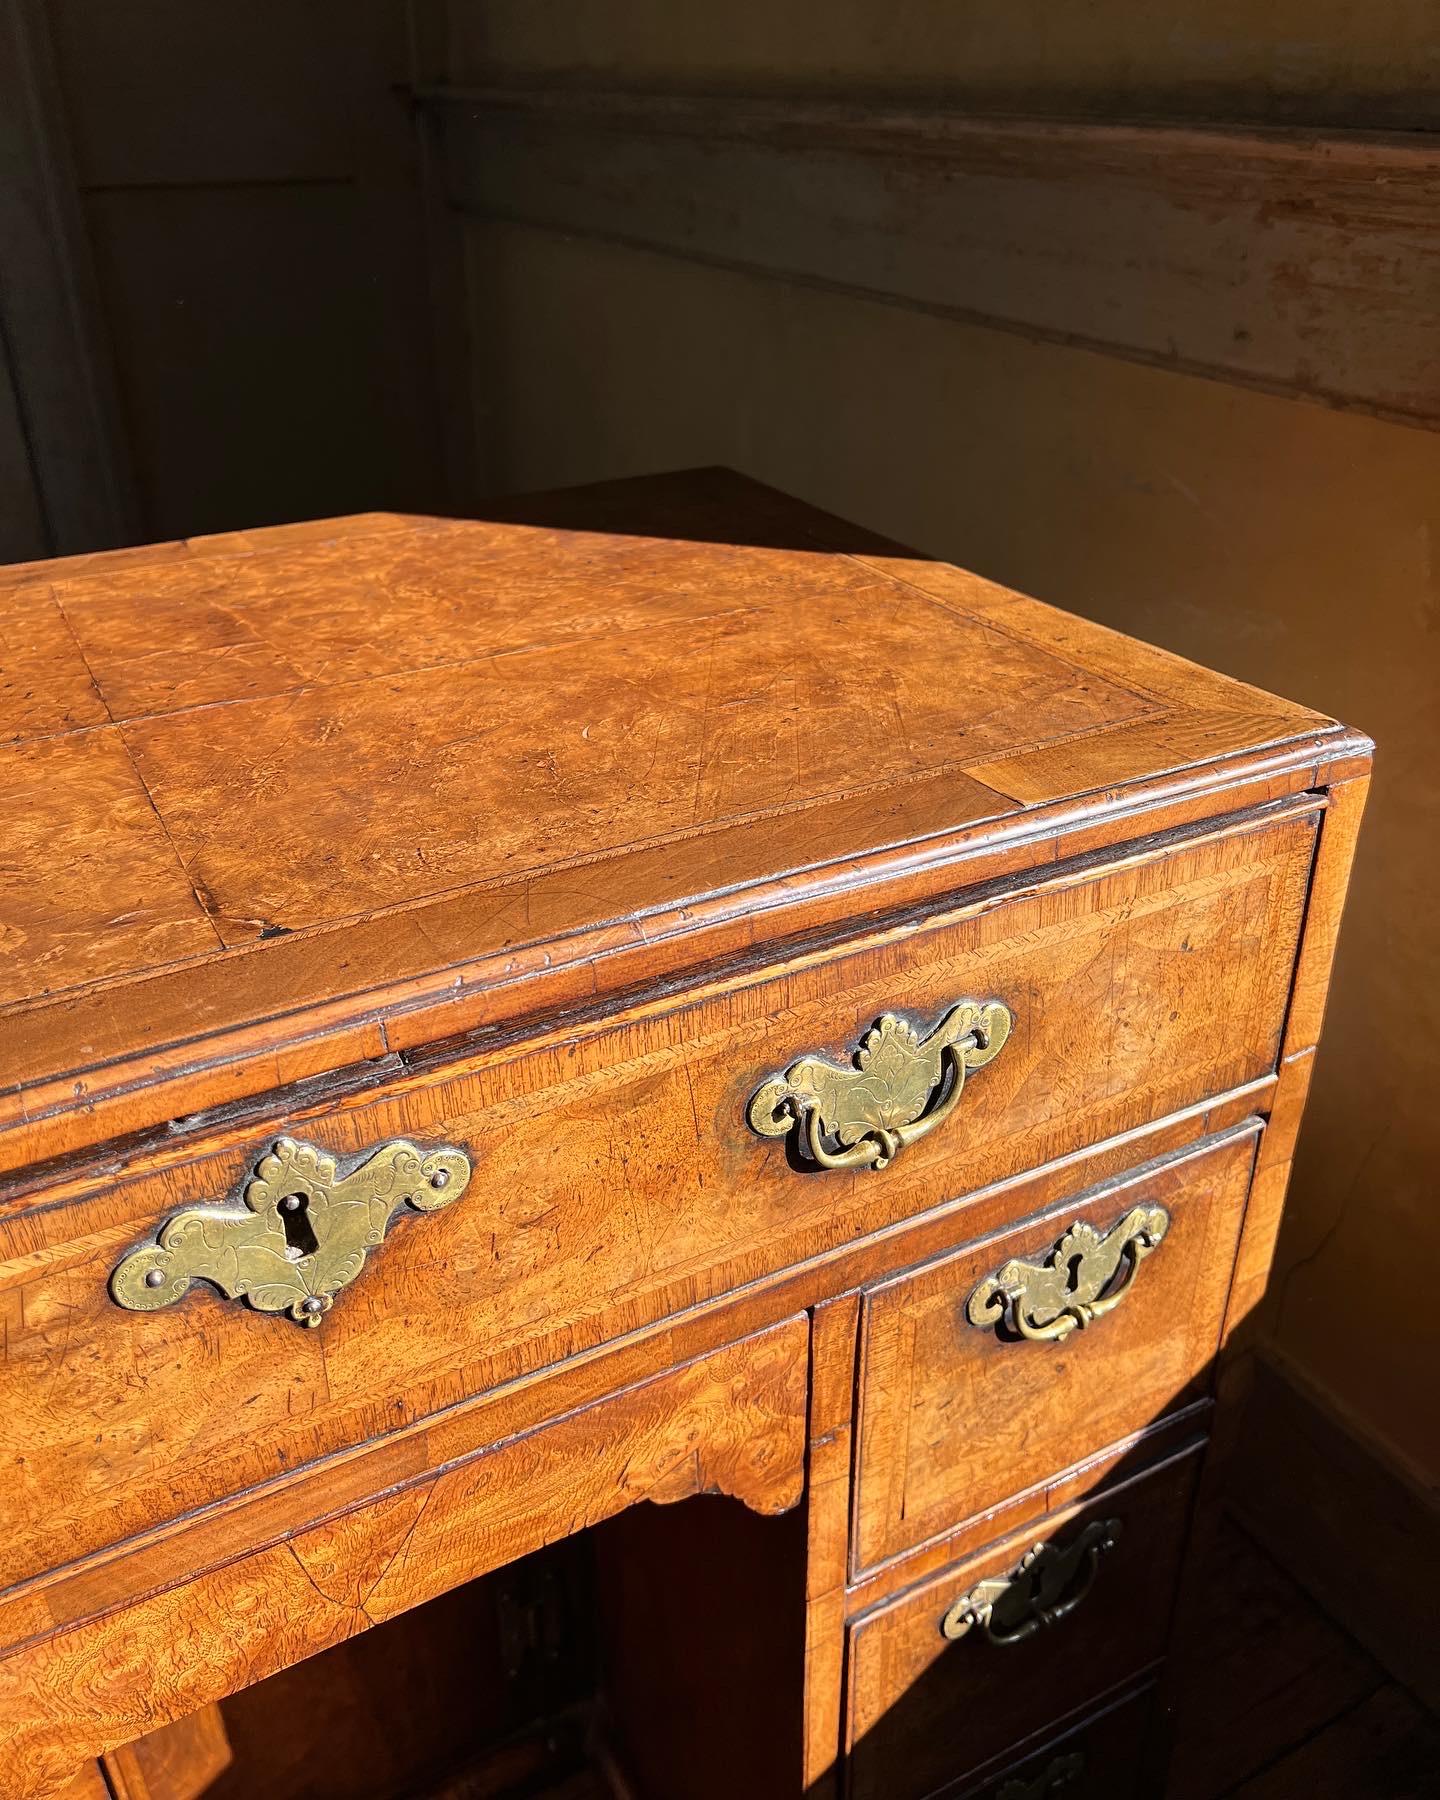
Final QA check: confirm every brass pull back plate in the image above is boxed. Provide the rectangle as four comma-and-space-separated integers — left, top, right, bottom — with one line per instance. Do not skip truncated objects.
748, 999, 1011, 1171
997, 1752, 1088, 1800
111, 1136, 472, 1327
967, 1204, 1170, 1343
940, 1518, 1121, 1646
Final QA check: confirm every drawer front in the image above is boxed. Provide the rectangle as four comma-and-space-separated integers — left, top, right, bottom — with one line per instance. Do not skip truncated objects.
1, 811, 1311, 1586
956, 1683, 1156, 1800
0, 1320, 810, 1800
854, 1133, 1256, 1572
846, 1448, 1200, 1800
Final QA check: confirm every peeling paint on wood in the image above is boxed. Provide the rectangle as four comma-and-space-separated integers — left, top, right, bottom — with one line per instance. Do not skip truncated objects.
429, 90, 1440, 429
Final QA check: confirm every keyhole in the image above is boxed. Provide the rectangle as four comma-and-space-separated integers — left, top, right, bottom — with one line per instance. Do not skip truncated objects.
278, 1193, 319, 1258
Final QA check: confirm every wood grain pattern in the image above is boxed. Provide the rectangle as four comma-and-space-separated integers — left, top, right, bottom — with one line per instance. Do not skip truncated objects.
116, 598, 1050, 943
49, 1770, 108, 1800
853, 1132, 1256, 1574
0, 471, 1374, 1797
0, 1091, 1260, 1698
0, 726, 218, 1003
0, 582, 109, 738
801, 1294, 861, 1797
0, 470, 1360, 1173
101, 1702, 232, 1800
845, 1409, 1212, 1624
0, 744, 1337, 1178
1183, 776, 1371, 1456
0, 808, 1314, 1587
432, 91, 1440, 428
1280, 775, 1372, 1058
846, 1446, 1202, 1800
0, 1319, 808, 1800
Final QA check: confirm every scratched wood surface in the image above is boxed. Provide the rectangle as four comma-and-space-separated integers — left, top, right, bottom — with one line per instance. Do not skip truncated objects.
0, 468, 1358, 1172
1, 809, 1314, 1589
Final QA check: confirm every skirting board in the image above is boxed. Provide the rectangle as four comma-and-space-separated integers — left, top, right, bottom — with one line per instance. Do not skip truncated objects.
1230, 1351, 1440, 1712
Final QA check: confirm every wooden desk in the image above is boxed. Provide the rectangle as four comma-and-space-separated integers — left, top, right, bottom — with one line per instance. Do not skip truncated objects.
0, 470, 1369, 1800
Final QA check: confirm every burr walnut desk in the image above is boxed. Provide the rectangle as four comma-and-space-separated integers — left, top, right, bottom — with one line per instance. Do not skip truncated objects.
0, 471, 1368, 1800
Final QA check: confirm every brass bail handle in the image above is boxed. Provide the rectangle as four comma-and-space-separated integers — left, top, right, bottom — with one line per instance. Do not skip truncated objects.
939, 1518, 1122, 1646
747, 998, 1012, 1172
996, 1752, 1088, 1800
966, 1204, 1170, 1344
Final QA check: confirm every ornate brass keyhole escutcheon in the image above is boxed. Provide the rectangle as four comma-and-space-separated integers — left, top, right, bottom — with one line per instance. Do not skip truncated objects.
111, 1136, 472, 1327
940, 1517, 1121, 1646
747, 998, 1012, 1172
966, 1204, 1170, 1343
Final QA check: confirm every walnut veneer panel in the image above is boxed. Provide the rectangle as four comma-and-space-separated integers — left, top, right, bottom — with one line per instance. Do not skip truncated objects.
0, 469, 1357, 1172
854, 1133, 1256, 1573
0, 583, 110, 740
1, 809, 1312, 1587
2, 502, 1149, 972
0, 1319, 809, 1799
0, 732, 217, 1002
846, 1447, 1202, 1800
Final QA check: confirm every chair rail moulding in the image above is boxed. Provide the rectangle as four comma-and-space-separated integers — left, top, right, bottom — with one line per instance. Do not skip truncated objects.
422, 86, 1440, 430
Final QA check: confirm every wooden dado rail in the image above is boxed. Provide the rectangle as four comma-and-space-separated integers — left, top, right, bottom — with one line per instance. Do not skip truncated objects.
424, 87, 1440, 431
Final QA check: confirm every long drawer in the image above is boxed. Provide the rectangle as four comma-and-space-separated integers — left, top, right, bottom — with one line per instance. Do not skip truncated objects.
0, 808, 1312, 1588
845, 1445, 1202, 1800
853, 1131, 1256, 1573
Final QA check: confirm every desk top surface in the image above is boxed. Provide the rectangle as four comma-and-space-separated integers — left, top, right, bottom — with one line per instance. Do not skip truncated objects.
0, 468, 1358, 1157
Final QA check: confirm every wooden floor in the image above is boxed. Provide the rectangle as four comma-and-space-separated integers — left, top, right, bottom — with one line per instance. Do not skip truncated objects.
1166, 1515, 1438, 1799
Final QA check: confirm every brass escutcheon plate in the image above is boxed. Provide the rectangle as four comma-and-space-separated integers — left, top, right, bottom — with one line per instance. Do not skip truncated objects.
111, 1136, 472, 1327
940, 1518, 1122, 1646
966, 1204, 1170, 1343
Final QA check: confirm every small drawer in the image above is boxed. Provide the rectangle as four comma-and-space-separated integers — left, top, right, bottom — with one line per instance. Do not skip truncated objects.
846, 1448, 1200, 1800
3, 810, 1307, 1587
956, 1682, 1157, 1800
853, 1133, 1255, 1572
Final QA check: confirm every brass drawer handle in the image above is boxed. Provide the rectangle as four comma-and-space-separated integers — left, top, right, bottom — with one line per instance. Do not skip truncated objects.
940, 1518, 1121, 1646
747, 999, 1011, 1171
966, 1204, 1170, 1343
111, 1136, 472, 1327
996, 1752, 1087, 1800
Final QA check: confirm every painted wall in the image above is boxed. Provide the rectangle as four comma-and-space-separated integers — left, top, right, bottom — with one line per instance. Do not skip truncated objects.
448, 4, 1440, 1487
33, 0, 448, 545
448, 0, 1439, 128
